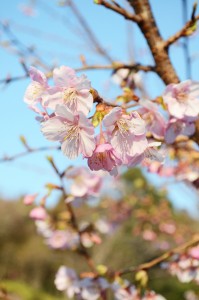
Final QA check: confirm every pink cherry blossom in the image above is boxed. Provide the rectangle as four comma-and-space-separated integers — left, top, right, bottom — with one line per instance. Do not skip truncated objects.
47, 230, 79, 250
29, 206, 47, 220
163, 80, 199, 121
23, 193, 37, 205
129, 141, 164, 168
142, 229, 157, 241
189, 245, 199, 260
24, 66, 48, 114
165, 118, 195, 144
103, 107, 147, 163
66, 167, 102, 197
43, 66, 93, 115
87, 142, 122, 175
55, 266, 80, 298
139, 99, 167, 139
79, 278, 109, 300
41, 105, 96, 159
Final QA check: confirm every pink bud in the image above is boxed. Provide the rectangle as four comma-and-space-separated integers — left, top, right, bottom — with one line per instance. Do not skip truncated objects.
29, 206, 47, 220
23, 193, 37, 205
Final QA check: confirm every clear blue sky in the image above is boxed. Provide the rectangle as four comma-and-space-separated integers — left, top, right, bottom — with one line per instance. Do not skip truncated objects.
0, 0, 199, 215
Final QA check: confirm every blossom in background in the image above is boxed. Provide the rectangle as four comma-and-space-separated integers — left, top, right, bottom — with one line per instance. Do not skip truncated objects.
43, 65, 93, 114
112, 280, 166, 300
163, 80, 199, 121
139, 99, 167, 139
29, 206, 47, 220
66, 167, 102, 197
55, 266, 80, 298
23, 193, 38, 205
46, 230, 79, 250
165, 118, 195, 144
162, 246, 199, 284
79, 277, 109, 300
41, 105, 95, 159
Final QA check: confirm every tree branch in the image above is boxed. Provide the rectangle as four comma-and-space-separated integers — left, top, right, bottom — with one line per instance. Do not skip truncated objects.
96, 0, 141, 23
127, 0, 179, 85
68, 0, 113, 63
0, 145, 60, 163
0, 63, 155, 86
117, 234, 199, 276
164, 14, 199, 49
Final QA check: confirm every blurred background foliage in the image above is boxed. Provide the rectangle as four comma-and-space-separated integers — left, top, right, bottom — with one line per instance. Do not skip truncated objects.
0, 168, 198, 300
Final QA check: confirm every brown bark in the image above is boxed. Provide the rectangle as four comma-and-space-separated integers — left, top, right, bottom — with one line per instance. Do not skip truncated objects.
128, 0, 179, 85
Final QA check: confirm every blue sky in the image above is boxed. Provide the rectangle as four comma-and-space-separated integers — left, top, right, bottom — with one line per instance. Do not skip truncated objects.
0, 0, 199, 215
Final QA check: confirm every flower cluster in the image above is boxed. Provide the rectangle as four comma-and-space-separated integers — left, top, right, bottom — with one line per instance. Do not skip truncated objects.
55, 266, 166, 300
24, 66, 164, 175
163, 80, 199, 144
162, 244, 199, 284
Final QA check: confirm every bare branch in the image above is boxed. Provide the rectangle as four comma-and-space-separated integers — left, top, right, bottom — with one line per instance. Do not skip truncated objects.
68, 0, 113, 63
0, 145, 61, 163
96, 0, 141, 23
0, 63, 155, 86
164, 14, 199, 49
117, 234, 199, 276
76, 62, 155, 72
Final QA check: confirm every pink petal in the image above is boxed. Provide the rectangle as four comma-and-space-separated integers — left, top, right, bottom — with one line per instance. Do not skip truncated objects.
29, 66, 47, 86
53, 66, 76, 87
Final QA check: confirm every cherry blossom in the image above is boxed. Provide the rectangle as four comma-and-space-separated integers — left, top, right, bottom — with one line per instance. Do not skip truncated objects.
165, 118, 195, 144
41, 105, 96, 159
46, 230, 79, 250
129, 141, 164, 168
79, 277, 109, 300
163, 249, 199, 284
88, 142, 122, 175
29, 206, 47, 220
103, 107, 147, 163
139, 100, 166, 139
66, 167, 102, 197
55, 266, 80, 298
24, 66, 48, 115
163, 80, 199, 121
43, 65, 93, 115
23, 193, 37, 205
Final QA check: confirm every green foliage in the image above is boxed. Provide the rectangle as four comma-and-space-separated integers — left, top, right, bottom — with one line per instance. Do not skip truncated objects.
0, 280, 66, 300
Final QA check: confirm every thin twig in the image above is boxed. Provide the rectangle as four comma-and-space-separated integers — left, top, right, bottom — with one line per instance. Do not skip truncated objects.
48, 158, 96, 272
117, 234, 199, 276
0, 63, 155, 86
182, 0, 191, 78
164, 14, 199, 49
0, 145, 61, 163
96, 0, 141, 23
68, 0, 113, 63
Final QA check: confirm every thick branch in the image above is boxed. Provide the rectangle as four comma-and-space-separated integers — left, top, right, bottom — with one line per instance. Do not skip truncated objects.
96, 0, 141, 23
128, 0, 179, 85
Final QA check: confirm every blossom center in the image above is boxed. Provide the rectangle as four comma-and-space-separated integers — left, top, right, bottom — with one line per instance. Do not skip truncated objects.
64, 125, 79, 141
117, 119, 130, 135
176, 92, 188, 103
63, 88, 77, 103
